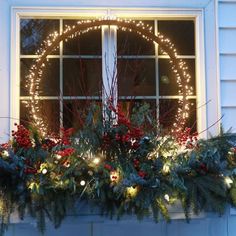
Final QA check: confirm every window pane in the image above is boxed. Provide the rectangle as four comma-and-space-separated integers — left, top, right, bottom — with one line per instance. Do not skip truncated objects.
118, 99, 156, 115
118, 99, 157, 132
63, 20, 102, 55
117, 59, 156, 96
159, 59, 196, 96
63, 100, 102, 129
20, 100, 60, 133
63, 59, 102, 96
117, 21, 155, 55
159, 99, 197, 132
187, 99, 197, 132
20, 59, 60, 96
158, 21, 195, 55
20, 19, 59, 55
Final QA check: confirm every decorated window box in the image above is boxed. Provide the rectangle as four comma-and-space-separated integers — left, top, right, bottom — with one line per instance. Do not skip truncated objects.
0, 102, 236, 236
0, 4, 235, 235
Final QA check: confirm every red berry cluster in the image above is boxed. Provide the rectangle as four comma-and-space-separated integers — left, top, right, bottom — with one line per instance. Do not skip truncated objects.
23, 159, 39, 175
117, 108, 131, 127
138, 170, 147, 178
196, 163, 208, 175
24, 167, 37, 174
41, 128, 74, 150
0, 143, 10, 149
60, 128, 74, 145
133, 159, 140, 168
117, 105, 143, 138
42, 139, 57, 150
175, 127, 198, 149
102, 103, 143, 150
12, 124, 32, 148
133, 159, 147, 179
104, 163, 113, 171
56, 147, 75, 157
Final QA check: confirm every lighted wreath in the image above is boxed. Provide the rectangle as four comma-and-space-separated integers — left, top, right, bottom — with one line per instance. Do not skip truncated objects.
25, 18, 194, 135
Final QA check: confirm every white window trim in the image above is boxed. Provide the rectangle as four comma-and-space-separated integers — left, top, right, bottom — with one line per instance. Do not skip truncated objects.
11, 5, 220, 139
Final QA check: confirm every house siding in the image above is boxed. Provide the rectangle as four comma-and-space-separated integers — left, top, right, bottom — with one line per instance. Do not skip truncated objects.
219, 1, 236, 131
218, 1, 236, 234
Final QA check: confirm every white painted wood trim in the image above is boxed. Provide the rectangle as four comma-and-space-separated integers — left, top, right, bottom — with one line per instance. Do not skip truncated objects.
214, 0, 222, 133
195, 10, 207, 138
203, 0, 221, 136
10, 9, 20, 132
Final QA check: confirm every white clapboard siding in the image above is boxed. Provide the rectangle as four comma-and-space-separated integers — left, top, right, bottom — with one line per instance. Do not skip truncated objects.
221, 107, 236, 131
219, 0, 236, 131
219, 3, 236, 27
219, 2, 236, 27
221, 81, 236, 106
220, 55, 236, 80
219, 29, 236, 54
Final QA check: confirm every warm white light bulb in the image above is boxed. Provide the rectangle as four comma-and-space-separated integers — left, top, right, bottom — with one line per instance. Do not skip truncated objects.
127, 186, 138, 197
93, 158, 100, 165
2, 150, 9, 157
225, 177, 233, 187
55, 154, 62, 160
162, 164, 170, 174
164, 194, 170, 202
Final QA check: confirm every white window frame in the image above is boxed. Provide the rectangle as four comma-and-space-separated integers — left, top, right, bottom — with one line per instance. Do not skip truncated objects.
11, 5, 220, 139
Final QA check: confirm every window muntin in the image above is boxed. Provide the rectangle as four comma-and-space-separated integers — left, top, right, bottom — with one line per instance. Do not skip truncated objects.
20, 18, 102, 133
117, 19, 196, 131
21, 19, 60, 55
19, 18, 196, 133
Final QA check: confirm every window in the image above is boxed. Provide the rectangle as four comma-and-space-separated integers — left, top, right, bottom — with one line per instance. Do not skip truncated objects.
19, 17, 197, 134
8, 5, 221, 138
17, 10, 201, 136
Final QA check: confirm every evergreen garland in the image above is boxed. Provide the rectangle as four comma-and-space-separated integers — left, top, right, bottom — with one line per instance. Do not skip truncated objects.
0, 103, 235, 235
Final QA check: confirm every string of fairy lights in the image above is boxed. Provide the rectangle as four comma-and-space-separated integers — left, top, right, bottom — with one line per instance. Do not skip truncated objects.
24, 16, 194, 136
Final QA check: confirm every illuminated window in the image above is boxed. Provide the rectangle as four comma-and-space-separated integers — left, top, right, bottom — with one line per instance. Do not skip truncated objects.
19, 18, 196, 133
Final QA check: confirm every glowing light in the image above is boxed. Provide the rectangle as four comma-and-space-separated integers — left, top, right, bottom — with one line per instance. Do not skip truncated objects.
127, 186, 138, 198
63, 161, 70, 168
162, 164, 170, 174
42, 168, 48, 175
93, 157, 100, 165
110, 171, 120, 183
164, 194, 170, 202
2, 150, 9, 157
55, 154, 62, 160
161, 151, 173, 158
80, 180, 86, 186
225, 177, 233, 188
26, 17, 192, 134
